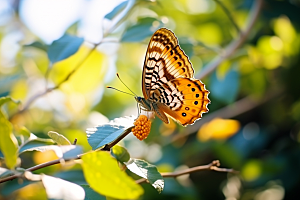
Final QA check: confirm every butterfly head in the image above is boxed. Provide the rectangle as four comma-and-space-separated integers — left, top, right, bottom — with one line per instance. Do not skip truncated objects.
135, 96, 152, 111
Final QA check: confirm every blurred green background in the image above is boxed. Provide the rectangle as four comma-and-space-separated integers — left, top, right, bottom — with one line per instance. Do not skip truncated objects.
1, 0, 300, 199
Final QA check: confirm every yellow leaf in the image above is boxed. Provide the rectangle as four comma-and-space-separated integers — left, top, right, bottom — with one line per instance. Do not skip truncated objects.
82, 151, 143, 199
197, 118, 240, 141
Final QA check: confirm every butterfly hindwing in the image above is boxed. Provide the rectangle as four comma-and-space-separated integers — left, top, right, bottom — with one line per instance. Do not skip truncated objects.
152, 78, 210, 126
142, 28, 194, 99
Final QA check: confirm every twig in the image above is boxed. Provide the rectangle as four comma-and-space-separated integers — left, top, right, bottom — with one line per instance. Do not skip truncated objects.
135, 160, 238, 184
196, 0, 263, 80
214, 0, 241, 33
0, 155, 81, 184
101, 126, 134, 151
73, 138, 77, 145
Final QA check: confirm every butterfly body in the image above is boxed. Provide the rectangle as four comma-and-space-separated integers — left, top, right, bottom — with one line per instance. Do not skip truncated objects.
138, 28, 210, 126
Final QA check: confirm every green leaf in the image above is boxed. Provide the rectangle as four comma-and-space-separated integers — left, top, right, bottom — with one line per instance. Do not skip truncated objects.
104, 1, 128, 20
121, 17, 162, 42
210, 67, 239, 104
81, 185, 106, 200
47, 34, 84, 63
0, 167, 14, 178
86, 116, 135, 150
24, 41, 48, 52
125, 159, 164, 193
82, 151, 143, 199
42, 175, 85, 200
48, 131, 71, 145
18, 135, 55, 154
111, 145, 130, 163
20, 145, 82, 159
0, 97, 19, 169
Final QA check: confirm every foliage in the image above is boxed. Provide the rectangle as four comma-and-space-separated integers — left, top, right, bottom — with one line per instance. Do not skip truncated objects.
1, 0, 300, 199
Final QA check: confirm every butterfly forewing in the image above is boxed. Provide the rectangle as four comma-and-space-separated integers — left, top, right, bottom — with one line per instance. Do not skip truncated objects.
142, 28, 194, 99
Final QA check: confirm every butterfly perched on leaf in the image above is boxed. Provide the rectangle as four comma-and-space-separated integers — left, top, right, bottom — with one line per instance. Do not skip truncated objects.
135, 28, 210, 126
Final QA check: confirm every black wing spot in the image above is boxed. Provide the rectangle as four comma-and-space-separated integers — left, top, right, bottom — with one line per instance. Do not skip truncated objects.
182, 112, 187, 117
192, 88, 196, 92
194, 101, 198, 105
185, 107, 189, 110
174, 56, 178, 60
187, 84, 191, 87
196, 94, 199, 98
178, 62, 182, 66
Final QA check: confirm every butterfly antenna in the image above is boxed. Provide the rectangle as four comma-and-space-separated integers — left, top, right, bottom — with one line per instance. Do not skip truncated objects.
106, 86, 135, 96
116, 73, 138, 97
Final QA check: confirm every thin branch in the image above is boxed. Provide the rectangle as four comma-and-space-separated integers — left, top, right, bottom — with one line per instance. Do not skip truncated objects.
101, 126, 134, 151
214, 0, 241, 33
0, 155, 81, 184
73, 138, 78, 145
196, 0, 263, 80
135, 160, 238, 184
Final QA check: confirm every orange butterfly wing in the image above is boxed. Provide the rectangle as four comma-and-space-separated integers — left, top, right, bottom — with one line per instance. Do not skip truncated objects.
141, 28, 210, 126
153, 78, 210, 126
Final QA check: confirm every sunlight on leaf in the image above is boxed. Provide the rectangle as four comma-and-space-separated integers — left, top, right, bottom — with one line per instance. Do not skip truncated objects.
86, 116, 135, 150
50, 45, 108, 94
197, 118, 240, 141
125, 158, 164, 193
82, 151, 143, 199
48, 131, 71, 145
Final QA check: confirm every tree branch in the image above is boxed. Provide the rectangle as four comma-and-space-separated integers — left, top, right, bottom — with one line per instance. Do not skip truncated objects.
196, 0, 263, 80
135, 160, 238, 184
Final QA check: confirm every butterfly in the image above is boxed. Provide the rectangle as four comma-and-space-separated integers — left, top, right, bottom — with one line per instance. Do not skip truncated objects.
135, 28, 210, 126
